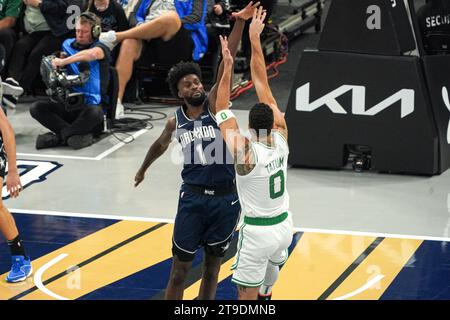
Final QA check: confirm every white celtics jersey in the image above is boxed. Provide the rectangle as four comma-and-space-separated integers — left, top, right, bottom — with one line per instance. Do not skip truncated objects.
236, 131, 289, 218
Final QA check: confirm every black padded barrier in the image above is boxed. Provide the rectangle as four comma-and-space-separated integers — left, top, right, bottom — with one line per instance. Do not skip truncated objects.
286, 0, 450, 175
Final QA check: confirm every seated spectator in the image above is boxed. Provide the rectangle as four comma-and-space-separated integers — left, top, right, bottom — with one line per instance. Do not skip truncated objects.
6, 0, 85, 100
417, 0, 450, 55
87, 0, 130, 63
0, 0, 23, 108
208, 0, 230, 29
98, 0, 208, 119
117, 0, 140, 19
30, 12, 110, 150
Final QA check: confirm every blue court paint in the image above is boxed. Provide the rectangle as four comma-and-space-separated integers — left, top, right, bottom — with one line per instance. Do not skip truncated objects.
0, 213, 117, 275
79, 239, 210, 300
381, 240, 450, 300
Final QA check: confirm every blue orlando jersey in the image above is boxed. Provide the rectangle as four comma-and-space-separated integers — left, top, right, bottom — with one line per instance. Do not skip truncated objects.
175, 100, 235, 188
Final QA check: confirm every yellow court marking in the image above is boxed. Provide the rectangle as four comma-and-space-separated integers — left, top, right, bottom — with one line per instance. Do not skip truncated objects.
0, 220, 158, 300
183, 257, 235, 300
20, 223, 174, 300
327, 238, 423, 300
273, 232, 377, 300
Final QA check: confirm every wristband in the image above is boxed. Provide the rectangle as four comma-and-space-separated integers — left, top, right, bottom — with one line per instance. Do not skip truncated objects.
216, 109, 235, 126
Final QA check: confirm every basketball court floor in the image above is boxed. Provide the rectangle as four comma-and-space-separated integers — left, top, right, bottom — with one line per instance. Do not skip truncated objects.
0, 98, 449, 300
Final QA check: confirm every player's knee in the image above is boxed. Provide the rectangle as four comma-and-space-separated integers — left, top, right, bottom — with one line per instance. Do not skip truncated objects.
160, 12, 181, 41
202, 264, 220, 282
29, 102, 42, 118
170, 265, 189, 286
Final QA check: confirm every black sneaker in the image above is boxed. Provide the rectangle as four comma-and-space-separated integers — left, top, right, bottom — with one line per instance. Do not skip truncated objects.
2, 78, 24, 97
2, 94, 18, 109
67, 134, 93, 150
36, 132, 61, 149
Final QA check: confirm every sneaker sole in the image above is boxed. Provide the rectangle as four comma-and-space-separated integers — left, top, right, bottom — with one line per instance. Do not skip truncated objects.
2, 82, 24, 96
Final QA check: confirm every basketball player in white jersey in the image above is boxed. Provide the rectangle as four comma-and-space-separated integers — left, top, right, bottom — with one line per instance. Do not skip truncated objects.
214, 6, 293, 300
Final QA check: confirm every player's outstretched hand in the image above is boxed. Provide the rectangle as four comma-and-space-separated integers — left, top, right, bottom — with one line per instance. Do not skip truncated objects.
134, 170, 145, 187
219, 35, 233, 67
249, 6, 267, 39
232, 1, 260, 21
6, 170, 22, 198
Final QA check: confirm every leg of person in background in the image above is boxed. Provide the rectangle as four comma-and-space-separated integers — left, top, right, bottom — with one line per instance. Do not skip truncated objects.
19, 33, 65, 94
29, 100, 71, 149
7, 32, 45, 86
61, 105, 104, 150
114, 38, 143, 118
0, 29, 21, 108
100, 11, 182, 50
0, 28, 18, 78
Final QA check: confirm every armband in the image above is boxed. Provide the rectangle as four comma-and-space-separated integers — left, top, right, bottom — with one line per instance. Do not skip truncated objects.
216, 109, 235, 126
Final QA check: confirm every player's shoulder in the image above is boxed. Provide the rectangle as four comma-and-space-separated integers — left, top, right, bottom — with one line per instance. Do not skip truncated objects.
273, 129, 288, 145
166, 116, 177, 132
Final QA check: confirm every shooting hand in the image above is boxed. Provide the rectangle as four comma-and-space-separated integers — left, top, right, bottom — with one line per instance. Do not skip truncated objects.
232, 1, 261, 21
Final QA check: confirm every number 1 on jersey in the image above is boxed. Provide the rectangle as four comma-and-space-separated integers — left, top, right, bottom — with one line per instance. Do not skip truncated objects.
195, 144, 208, 166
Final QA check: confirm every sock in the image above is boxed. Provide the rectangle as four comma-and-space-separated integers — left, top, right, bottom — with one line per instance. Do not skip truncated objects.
258, 264, 280, 298
7, 235, 27, 259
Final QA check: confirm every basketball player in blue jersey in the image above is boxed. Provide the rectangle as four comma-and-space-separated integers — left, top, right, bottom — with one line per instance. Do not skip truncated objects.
134, 2, 260, 300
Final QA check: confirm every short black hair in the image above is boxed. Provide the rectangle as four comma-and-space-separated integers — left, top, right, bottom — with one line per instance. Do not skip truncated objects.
167, 61, 202, 98
249, 103, 274, 137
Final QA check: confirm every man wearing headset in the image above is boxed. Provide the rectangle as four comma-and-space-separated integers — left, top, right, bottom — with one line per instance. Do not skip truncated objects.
29, 12, 110, 150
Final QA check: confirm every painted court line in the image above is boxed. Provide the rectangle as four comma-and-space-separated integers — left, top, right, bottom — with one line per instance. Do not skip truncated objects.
34, 254, 70, 301
332, 275, 385, 300
17, 129, 148, 161
17, 153, 96, 161
94, 129, 148, 160
10, 208, 450, 243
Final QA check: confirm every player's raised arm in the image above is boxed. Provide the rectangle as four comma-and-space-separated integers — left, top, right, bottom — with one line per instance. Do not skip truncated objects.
249, 6, 288, 138
208, 1, 260, 113
216, 36, 255, 175
134, 117, 176, 187
215, 35, 243, 157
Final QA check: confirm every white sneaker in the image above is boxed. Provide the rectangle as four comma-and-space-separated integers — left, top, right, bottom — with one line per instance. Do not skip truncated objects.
99, 30, 118, 51
2, 78, 24, 97
115, 100, 125, 119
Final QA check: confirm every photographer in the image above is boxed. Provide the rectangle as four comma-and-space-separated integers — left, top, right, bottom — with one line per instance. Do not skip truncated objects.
30, 12, 110, 150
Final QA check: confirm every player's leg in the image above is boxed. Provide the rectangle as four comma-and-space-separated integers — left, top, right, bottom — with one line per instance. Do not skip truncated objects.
165, 255, 193, 300
202, 191, 241, 299
198, 253, 222, 300
261, 214, 294, 300
237, 284, 260, 300
230, 224, 267, 300
0, 178, 32, 283
258, 263, 280, 300
165, 187, 205, 299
